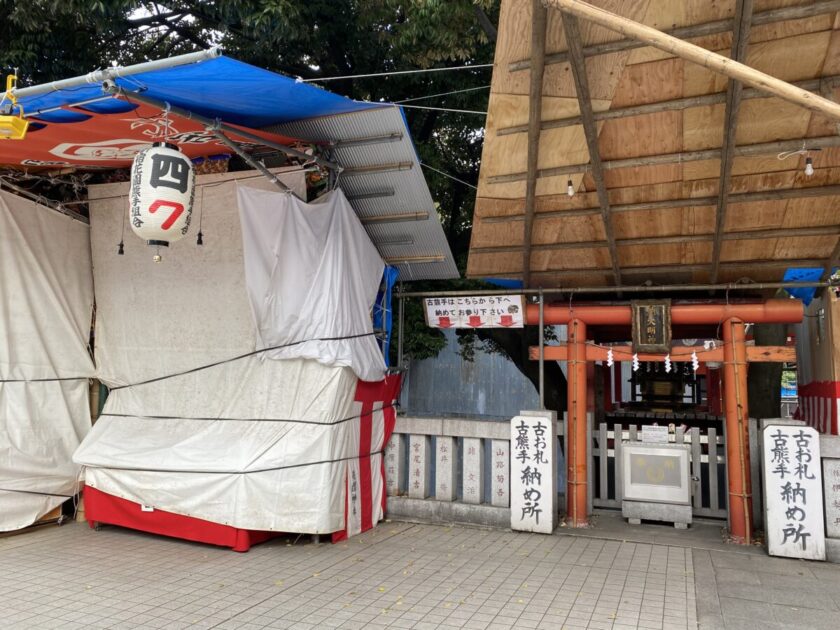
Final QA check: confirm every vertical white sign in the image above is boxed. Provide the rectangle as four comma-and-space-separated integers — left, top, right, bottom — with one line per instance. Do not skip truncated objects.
462, 437, 484, 505
763, 425, 825, 560
384, 433, 404, 496
435, 436, 457, 501
823, 459, 840, 539
510, 412, 556, 534
491, 439, 510, 507
408, 435, 431, 499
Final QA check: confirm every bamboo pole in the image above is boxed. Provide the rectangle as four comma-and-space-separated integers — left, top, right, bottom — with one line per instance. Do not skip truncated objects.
542, 0, 840, 121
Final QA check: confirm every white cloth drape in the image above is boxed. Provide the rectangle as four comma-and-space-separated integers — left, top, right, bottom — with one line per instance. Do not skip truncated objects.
0, 190, 95, 531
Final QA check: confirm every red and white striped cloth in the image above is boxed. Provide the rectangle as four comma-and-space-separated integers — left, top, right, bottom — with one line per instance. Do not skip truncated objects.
795, 381, 840, 435
333, 375, 401, 542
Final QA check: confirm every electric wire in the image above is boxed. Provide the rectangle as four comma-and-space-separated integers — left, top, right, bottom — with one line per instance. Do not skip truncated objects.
420, 162, 477, 190
302, 63, 494, 82
395, 103, 487, 115
394, 85, 490, 104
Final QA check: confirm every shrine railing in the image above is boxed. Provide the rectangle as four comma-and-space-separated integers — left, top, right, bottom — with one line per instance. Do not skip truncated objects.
385, 415, 762, 527
590, 422, 729, 519
384, 415, 564, 528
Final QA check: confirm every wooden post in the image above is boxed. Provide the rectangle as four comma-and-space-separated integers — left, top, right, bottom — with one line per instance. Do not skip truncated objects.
710, 0, 753, 283
523, 1, 548, 288
567, 318, 589, 527
722, 318, 753, 544
543, 0, 840, 121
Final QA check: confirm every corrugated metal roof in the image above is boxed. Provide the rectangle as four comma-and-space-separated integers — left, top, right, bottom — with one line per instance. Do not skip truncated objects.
269, 106, 459, 281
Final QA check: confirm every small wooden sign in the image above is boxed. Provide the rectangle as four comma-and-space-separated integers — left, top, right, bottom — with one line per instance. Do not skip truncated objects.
632, 299, 672, 353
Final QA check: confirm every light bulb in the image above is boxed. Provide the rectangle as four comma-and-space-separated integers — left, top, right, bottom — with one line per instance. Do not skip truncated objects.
805, 157, 814, 177
153, 254, 162, 263
566, 179, 574, 197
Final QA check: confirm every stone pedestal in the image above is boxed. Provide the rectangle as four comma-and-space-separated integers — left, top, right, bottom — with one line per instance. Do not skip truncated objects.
622, 500, 692, 529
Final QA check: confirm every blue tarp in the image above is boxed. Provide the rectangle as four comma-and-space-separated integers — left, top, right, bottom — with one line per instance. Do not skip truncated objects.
782, 267, 829, 306
20, 56, 379, 128
373, 267, 399, 366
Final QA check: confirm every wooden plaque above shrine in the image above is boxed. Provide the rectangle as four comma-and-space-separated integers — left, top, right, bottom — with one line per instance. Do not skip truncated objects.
631, 300, 671, 353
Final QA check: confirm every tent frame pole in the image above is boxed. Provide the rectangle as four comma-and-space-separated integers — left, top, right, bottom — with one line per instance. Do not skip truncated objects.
102, 82, 341, 172
209, 130, 292, 193
5, 48, 221, 101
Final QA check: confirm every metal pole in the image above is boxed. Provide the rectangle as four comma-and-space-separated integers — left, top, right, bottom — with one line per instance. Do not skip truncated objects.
8, 48, 221, 100
209, 130, 292, 193
102, 83, 341, 171
396, 281, 831, 298
538, 289, 545, 409
397, 286, 405, 368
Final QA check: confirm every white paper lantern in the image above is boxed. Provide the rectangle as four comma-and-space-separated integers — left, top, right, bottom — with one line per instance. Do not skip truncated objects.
129, 142, 194, 248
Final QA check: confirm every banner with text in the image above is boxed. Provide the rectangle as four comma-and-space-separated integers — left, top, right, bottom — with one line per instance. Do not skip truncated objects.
424, 295, 525, 329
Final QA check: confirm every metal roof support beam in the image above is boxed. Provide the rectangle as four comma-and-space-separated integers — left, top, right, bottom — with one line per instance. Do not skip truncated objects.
103, 82, 341, 171
473, 225, 840, 254
497, 76, 840, 137
710, 0, 753, 283
209, 130, 291, 193
523, 0, 548, 289
482, 185, 840, 223
489, 258, 827, 279
334, 133, 403, 148
512, 1, 840, 72
563, 13, 622, 287
359, 211, 430, 225
346, 189, 396, 201
543, 0, 840, 121
385, 255, 445, 265
486, 135, 840, 184
341, 162, 413, 176
398, 281, 831, 298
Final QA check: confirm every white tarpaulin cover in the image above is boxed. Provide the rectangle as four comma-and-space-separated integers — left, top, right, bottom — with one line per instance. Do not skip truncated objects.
75, 171, 386, 533
0, 190, 95, 531
238, 186, 386, 382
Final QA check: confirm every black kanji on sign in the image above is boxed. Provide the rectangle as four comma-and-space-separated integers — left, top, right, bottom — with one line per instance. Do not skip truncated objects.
150, 153, 190, 193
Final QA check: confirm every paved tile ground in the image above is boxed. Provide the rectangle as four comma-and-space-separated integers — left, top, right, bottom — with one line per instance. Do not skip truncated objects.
2, 520, 696, 630
693, 546, 840, 630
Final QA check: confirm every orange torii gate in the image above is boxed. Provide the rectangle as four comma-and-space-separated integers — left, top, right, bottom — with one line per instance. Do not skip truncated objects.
524, 299, 803, 544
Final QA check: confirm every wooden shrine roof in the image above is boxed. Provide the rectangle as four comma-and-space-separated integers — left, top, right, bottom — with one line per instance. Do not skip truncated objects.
467, 0, 840, 287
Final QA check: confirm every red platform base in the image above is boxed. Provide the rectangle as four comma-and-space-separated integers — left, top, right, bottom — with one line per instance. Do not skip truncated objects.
83, 485, 279, 552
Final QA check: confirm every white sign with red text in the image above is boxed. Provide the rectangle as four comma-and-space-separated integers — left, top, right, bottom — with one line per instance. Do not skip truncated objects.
423, 294, 525, 329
